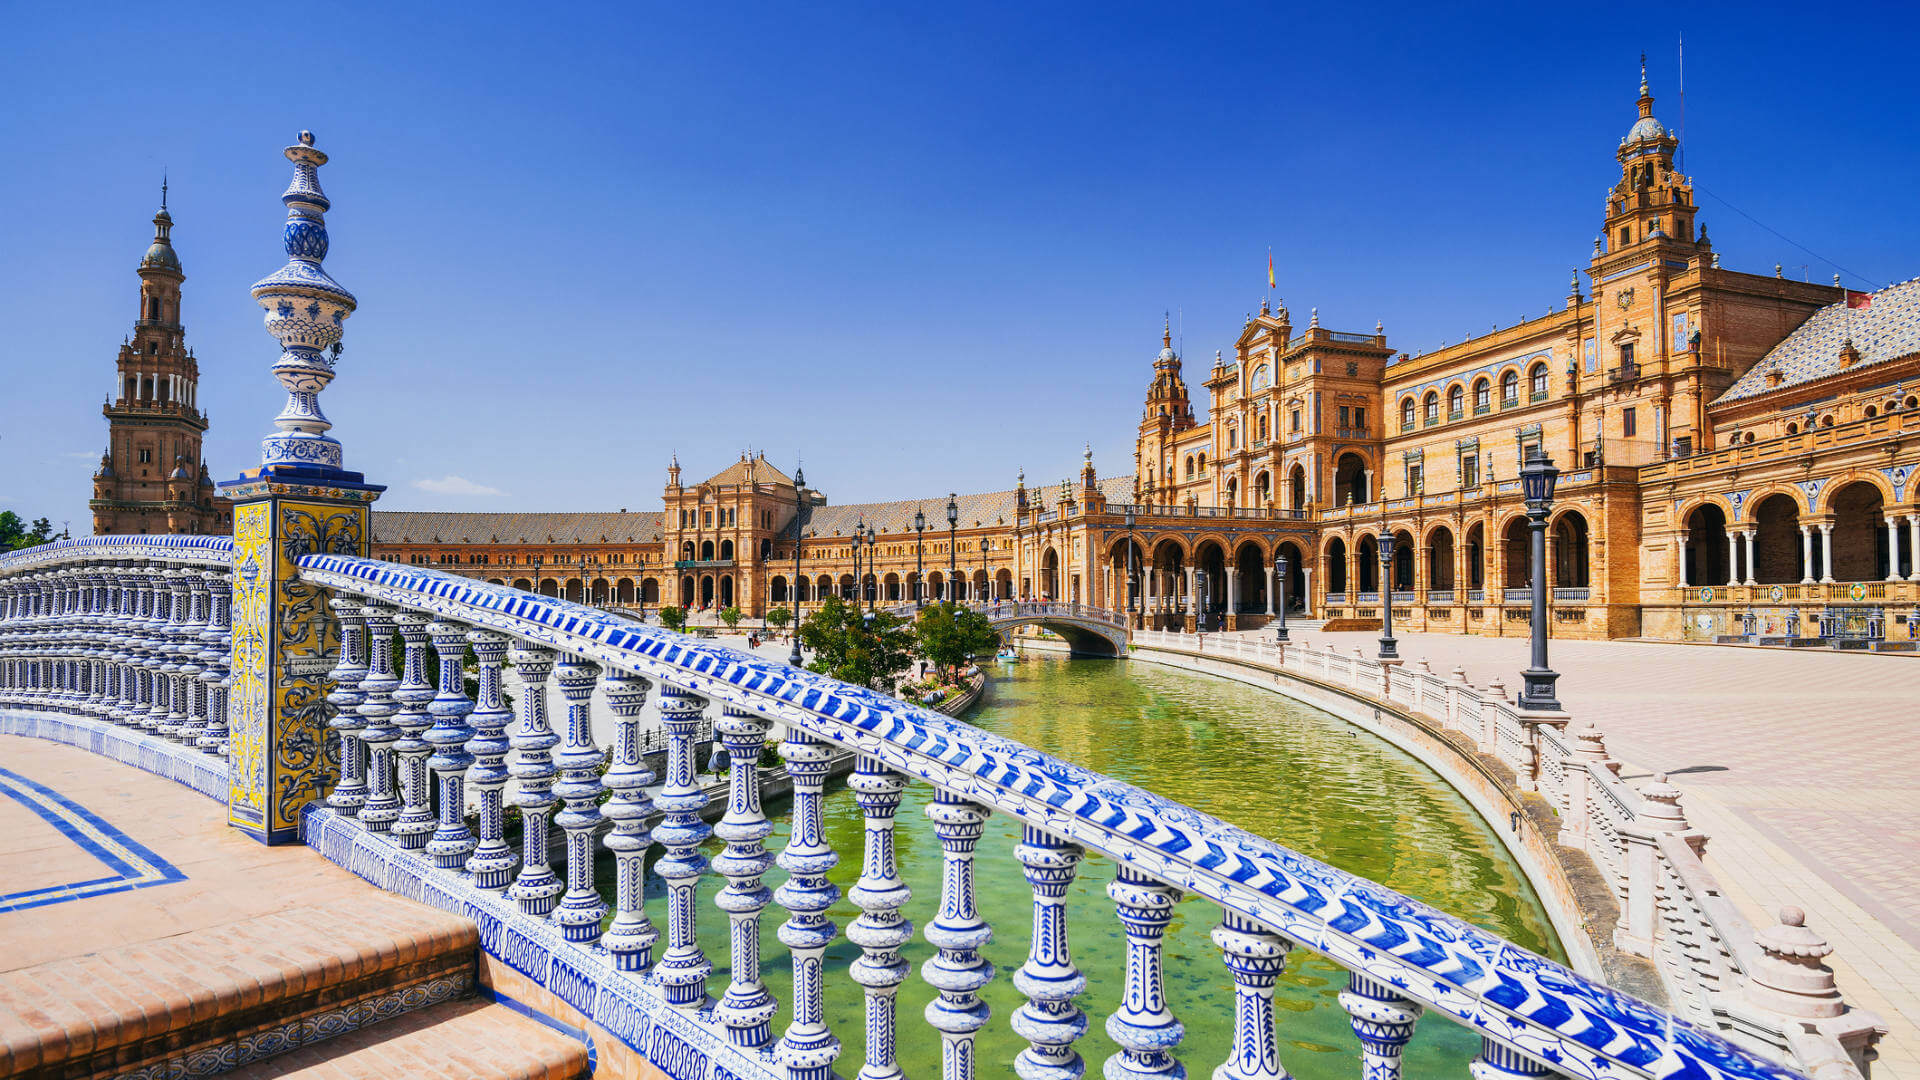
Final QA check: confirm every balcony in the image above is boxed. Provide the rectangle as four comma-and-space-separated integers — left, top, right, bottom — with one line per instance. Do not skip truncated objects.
1427, 589, 1455, 604
673, 558, 735, 569
1608, 362, 1640, 384
1473, 403, 1490, 416
1552, 587, 1592, 602
1529, 390, 1548, 404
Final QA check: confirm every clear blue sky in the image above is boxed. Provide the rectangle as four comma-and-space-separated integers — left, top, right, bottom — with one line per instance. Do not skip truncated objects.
5, 2, 1916, 531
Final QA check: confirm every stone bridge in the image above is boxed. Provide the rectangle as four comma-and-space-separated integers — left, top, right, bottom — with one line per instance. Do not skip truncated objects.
889, 599, 1131, 656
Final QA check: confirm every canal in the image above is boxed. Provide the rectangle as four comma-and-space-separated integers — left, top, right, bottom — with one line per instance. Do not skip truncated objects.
665, 652, 1565, 1075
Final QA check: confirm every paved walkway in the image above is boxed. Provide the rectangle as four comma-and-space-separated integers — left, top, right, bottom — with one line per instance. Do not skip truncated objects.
1226, 628, 1918, 1077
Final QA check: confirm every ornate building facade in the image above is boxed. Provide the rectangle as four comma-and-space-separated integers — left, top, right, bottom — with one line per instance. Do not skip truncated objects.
90, 194, 231, 535
94, 70, 1920, 644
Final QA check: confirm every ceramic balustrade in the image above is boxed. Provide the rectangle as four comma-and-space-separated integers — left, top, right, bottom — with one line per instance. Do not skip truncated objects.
275, 555, 1828, 1080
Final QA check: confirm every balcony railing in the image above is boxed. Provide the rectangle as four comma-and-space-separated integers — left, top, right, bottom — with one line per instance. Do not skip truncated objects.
1503, 588, 1532, 603
1552, 587, 1592, 601
1426, 589, 1455, 604
1467, 588, 1486, 602
673, 558, 734, 569
1390, 590, 1416, 604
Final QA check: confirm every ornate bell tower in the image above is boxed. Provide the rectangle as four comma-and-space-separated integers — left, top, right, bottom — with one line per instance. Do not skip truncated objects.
1137, 319, 1195, 499
91, 186, 227, 535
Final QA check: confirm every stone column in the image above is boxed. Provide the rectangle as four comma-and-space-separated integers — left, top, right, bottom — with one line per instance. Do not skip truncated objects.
1910, 515, 1920, 582
1743, 529, 1758, 586
1301, 566, 1314, 617
1819, 523, 1835, 582
1887, 517, 1904, 581
1800, 524, 1815, 585
1265, 563, 1275, 616
1725, 530, 1741, 587
1675, 530, 1689, 588
220, 131, 384, 844
1184, 566, 1197, 633
1226, 568, 1239, 631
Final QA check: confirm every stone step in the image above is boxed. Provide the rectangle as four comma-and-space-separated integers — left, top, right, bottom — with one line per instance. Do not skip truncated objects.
222, 998, 589, 1080
0, 893, 476, 1080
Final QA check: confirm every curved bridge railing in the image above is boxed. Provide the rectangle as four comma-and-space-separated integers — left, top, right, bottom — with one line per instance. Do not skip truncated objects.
887, 599, 1131, 654
0, 540, 1824, 1080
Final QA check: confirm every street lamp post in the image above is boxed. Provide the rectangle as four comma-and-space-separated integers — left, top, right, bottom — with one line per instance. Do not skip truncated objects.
914, 506, 926, 609
1275, 553, 1290, 642
1519, 445, 1562, 710
979, 536, 990, 604
852, 516, 866, 610
945, 494, 958, 605
789, 466, 806, 667
1377, 532, 1399, 660
1124, 508, 1137, 624
864, 524, 876, 611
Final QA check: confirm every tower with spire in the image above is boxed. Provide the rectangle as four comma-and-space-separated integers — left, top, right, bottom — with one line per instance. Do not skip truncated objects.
91, 186, 230, 535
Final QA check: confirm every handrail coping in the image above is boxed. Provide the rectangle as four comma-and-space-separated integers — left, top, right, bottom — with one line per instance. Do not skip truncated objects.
0, 534, 236, 574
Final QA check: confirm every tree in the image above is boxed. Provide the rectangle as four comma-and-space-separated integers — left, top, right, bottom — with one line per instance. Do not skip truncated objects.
718, 605, 742, 630
0, 512, 67, 551
658, 606, 687, 632
915, 601, 1001, 677
765, 607, 792, 633
798, 596, 914, 692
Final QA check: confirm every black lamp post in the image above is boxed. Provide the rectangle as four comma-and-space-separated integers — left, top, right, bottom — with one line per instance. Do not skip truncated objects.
914, 506, 927, 609
790, 466, 806, 667
1275, 553, 1290, 642
945, 493, 959, 604
864, 524, 876, 611
1377, 532, 1399, 660
1519, 445, 1562, 710
979, 536, 990, 604
530, 554, 543, 596
1124, 507, 1137, 619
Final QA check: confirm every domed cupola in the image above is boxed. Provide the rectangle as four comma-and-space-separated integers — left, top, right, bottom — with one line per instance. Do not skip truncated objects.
1623, 60, 1671, 149
141, 208, 182, 272
92, 451, 114, 480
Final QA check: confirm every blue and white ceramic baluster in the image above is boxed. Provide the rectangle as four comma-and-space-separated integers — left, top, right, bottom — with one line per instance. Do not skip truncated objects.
159, 569, 191, 739
600, 671, 657, 969
1013, 825, 1088, 1080
424, 619, 479, 871
847, 758, 913, 1080
1213, 913, 1292, 1080
777, 725, 842, 1080
651, 683, 714, 1008
356, 603, 404, 832
1106, 865, 1186, 1080
109, 568, 138, 726
390, 612, 438, 849
324, 596, 370, 814
713, 703, 778, 1048
464, 631, 519, 890
73, 571, 98, 715
1339, 973, 1421, 1080
89, 571, 114, 718
507, 645, 564, 916
175, 572, 209, 744
142, 569, 172, 733
199, 570, 232, 757
551, 655, 608, 942
1468, 1038, 1551, 1080
924, 790, 994, 1080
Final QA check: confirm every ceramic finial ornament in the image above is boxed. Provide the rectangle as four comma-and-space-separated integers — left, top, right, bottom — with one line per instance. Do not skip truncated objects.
249, 130, 358, 478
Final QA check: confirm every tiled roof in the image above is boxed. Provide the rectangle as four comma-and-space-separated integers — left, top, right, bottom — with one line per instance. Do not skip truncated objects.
1718, 279, 1920, 403
372, 510, 665, 545
786, 476, 1136, 539
700, 454, 794, 488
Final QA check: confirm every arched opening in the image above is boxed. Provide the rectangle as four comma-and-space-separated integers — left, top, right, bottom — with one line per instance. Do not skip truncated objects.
928, 571, 946, 602
771, 575, 789, 603
1390, 530, 1415, 592
1334, 453, 1368, 506
1276, 541, 1307, 612
1399, 397, 1416, 430
816, 575, 832, 603
1427, 526, 1456, 591
1448, 384, 1464, 418
700, 540, 716, 561
1472, 378, 1490, 413
994, 567, 1013, 600
681, 541, 695, 561
699, 575, 716, 607
1683, 504, 1729, 586
1324, 537, 1348, 596
719, 575, 735, 607
1254, 471, 1270, 506
1502, 518, 1532, 589
565, 579, 584, 603
1224, 478, 1237, 507
1288, 465, 1307, 510
1464, 523, 1485, 590
884, 573, 901, 602
794, 577, 810, 603
839, 574, 856, 601
1150, 539, 1188, 623
1194, 541, 1228, 621
1233, 541, 1266, 614
616, 578, 635, 604
1552, 512, 1590, 589
1422, 392, 1439, 426
1752, 494, 1802, 584
512, 578, 533, 592
1040, 549, 1060, 600
642, 578, 660, 604
590, 577, 610, 604
1501, 370, 1520, 407
680, 575, 696, 603
1829, 482, 1889, 581
1110, 538, 1146, 611
971, 569, 988, 601
1354, 535, 1380, 594
540, 578, 560, 598
720, 539, 735, 561
1529, 363, 1549, 401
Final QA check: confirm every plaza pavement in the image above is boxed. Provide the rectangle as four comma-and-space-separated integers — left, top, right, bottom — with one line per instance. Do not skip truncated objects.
1220, 627, 1918, 1077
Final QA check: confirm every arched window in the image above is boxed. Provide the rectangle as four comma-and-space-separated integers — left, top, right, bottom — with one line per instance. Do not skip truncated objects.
1529, 364, 1549, 401
1448, 385, 1464, 418
1423, 392, 1440, 425
147, 298, 160, 321
1786, 423, 1799, 435
1227, 425, 1237, 449
1185, 456, 1195, 480
1197, 453, 1207, 473
1501, 370, 1520, 405
1473, 378, 1490, 412
1400, 397, 1416, 430
1866, 405, 1878, 418
1821, 414, 1835, 428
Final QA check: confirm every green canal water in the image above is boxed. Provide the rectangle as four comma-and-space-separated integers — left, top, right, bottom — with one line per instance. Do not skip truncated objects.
653, 653, 1564, 1075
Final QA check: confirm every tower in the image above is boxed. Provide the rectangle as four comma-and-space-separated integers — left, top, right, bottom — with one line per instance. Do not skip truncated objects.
1602, 58, 1697, 252
1137, 319, 1195, 498
91, 188, 228, 535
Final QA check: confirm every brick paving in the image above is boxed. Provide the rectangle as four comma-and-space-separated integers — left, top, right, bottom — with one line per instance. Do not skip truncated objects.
1228, 628, 1919, 1077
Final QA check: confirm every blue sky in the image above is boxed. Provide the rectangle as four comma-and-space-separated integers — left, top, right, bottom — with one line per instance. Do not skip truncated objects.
5, 2, 1916, 530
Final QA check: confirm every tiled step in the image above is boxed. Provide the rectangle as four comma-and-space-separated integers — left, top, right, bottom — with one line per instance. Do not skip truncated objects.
221, 998, 589, 1080
0, 893, 476, 1080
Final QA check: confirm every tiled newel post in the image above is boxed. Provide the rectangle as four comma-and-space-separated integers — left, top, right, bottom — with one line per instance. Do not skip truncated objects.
219, 131, 383, 843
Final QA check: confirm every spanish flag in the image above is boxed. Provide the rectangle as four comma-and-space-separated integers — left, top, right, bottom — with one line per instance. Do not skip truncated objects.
1268, 249, 1276, 290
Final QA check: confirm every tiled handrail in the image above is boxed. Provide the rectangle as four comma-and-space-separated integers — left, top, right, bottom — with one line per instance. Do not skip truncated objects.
1127, 628, 1882, 1078
273, 554, 1831, 1080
